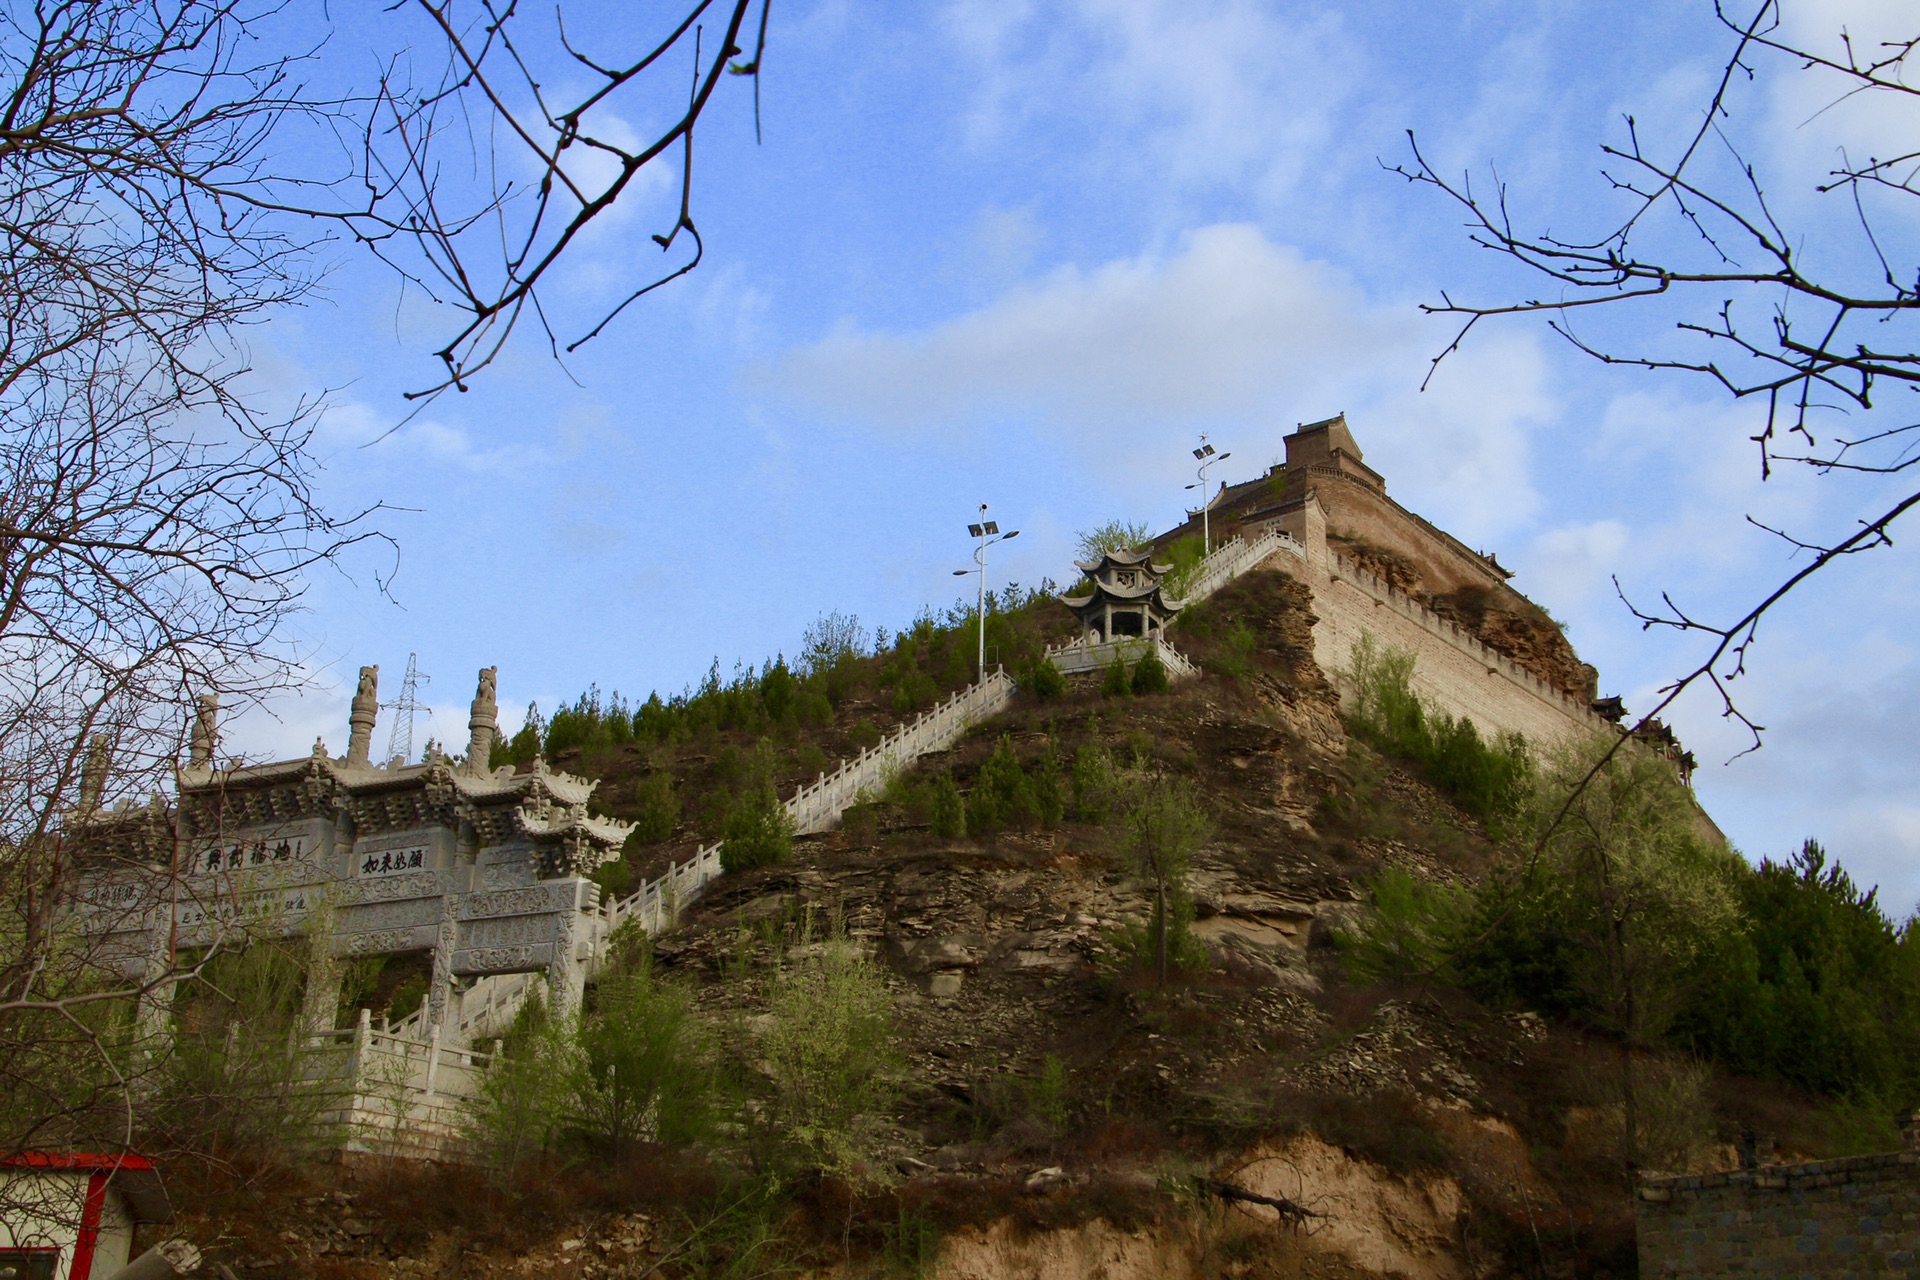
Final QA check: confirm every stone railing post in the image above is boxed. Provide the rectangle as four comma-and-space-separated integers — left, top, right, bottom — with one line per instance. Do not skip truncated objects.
351, 1005, 372, 1086
424, 1024, 441, 1097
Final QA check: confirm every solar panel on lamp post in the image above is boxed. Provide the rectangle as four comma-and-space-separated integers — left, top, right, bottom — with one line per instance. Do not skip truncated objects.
1184, 434, 1231, 555
954, 503, 1019, 681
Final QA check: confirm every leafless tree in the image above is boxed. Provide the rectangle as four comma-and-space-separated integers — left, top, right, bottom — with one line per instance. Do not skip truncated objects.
357, 0, 775, 400
0, 0, 772, 1169
1393, 1, 1920, 757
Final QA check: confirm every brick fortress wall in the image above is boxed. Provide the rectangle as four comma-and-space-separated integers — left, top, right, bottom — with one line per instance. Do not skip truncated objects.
1181, 414, 1606, 749
1245, 490, 1607, 749
1309, 549, 1609, 746
1635, 1140, 1920, 1278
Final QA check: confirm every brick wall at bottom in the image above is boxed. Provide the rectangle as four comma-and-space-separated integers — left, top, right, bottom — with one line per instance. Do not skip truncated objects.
1636, 1152, 1920, 1279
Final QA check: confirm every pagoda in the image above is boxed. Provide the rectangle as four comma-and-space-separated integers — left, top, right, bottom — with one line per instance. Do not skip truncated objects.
1061, 547, 1186, 644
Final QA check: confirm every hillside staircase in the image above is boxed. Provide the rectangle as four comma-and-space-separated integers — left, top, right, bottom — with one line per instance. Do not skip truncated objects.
390, 531, 1299, 1056
1039, 528, 1302, 680
428, 669, 1021, 1044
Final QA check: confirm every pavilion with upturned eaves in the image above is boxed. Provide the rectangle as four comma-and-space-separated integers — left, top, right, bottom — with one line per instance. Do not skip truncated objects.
1061, 548, 1186, 644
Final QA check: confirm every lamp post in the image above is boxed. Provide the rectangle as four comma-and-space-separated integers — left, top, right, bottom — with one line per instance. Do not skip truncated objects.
953, 502, 1019, 680
1184, 434, 1231, 554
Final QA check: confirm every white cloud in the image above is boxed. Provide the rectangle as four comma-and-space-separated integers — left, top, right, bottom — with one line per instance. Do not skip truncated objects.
317, 399, 549, 475
943, 0, 1361, 206
1526, 519, 1631, 605
776, 225, 1386, 427
768, 223, 1555, 541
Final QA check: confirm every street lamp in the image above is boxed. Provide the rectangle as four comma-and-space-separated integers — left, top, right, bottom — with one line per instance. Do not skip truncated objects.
1184, 434, 1231, 554
953, 502, 1020, 680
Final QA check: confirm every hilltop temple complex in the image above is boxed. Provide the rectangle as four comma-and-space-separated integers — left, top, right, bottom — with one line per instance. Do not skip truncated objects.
63, 412, 1695, 1080
1192, 414, 1597, 703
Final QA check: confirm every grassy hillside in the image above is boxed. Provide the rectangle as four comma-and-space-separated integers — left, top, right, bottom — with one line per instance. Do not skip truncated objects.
159, 568, 1917, 1279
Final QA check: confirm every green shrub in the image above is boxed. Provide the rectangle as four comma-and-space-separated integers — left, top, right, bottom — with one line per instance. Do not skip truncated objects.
1120, 774, 1211, 986
1130, 647, 1169, 695
1205, 622, 1258, 680
1161, 533, 1207, 597
928, 773, 967, 838
628, 772, 679, 845
464, 986, 572, 1176
1100, 654, 1131, 698
1071, 741, 1123, 824
571, 946, 714, 1158
721, 777, 795, 872
1019, 654, 1068, 700
1677, 839, 1920, 1102
795, 742, 829, 777
758, 925, 898, 1180
967, 735, 1051, 834
493, 701, 544, 767
1030, 1053, 1071, 1135
593, 857, 632, 898
1105, 886, 1208, 979
148, 939, 323, 1160
1344, 634, 1530, 832
721, 746, 795, 873
1075, 520, 1151, 560
1338, 867, 1472, 983
890, 667, 938, 714
1031, 744, 1066, 825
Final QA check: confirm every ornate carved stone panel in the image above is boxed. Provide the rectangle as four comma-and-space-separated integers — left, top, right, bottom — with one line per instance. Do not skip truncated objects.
340, 897, 442, 935
460, 882, 577, 920
456, 913, 563, 951
451, 943, 556, 974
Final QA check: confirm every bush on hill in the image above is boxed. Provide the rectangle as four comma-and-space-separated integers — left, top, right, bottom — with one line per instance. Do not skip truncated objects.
1343, 633, 1530, 833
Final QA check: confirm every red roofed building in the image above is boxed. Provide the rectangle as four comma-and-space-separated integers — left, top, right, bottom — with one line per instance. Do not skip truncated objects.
0, 1153, 172, 1280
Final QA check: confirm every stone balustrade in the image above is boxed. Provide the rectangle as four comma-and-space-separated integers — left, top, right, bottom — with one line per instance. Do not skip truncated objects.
783, 669, 1016, 836
1181, 528, 1303, 604
448, 669, 1020, 1051
1044, 635, 1198, 681
303, 1007, 496, 1158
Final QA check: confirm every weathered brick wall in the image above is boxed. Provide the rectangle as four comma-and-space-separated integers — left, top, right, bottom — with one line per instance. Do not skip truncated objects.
1305, 555, 1605, 747
1636, 1153, 1920, 1279
1259, 492, 1605, 750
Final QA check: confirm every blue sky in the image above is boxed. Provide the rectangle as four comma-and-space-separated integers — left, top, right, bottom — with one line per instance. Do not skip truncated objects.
228, 1, 1920, 913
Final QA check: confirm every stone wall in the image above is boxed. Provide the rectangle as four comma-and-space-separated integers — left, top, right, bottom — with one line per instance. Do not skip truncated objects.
1243, 494, 1605, 748
1304, 551, 1608, 748
1636, 1150, 1920, 1278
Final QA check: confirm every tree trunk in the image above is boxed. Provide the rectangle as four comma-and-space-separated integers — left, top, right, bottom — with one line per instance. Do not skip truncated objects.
1153, 877, 1168, 989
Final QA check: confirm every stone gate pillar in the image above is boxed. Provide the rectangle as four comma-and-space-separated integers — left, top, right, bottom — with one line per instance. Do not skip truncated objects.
546, 899, 585, 1016
299, 953, 344, 1040
131, 927, 177, 1052
428, 896, 458, 1034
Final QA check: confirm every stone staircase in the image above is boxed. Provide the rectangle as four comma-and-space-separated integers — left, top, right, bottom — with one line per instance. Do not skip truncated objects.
330, 531, 1306, 1122
449, 668, 1020, 1042
1181, 528, 1303, 603
409, 533, 1302, 1047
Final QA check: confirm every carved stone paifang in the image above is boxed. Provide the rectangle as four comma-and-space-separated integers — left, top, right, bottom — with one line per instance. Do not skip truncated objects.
63, 667, 632, 1044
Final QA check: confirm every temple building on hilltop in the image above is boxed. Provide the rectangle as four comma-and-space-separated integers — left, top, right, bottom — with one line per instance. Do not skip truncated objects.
1180, 413, 1599, 706
1061, 547, 1186, 644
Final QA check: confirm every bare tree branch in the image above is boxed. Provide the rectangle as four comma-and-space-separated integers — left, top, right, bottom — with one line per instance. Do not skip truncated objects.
1389, 0, 1920, 753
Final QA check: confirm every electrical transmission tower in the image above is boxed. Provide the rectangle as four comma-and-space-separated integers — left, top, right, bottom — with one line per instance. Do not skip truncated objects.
383, 653, 430, 764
